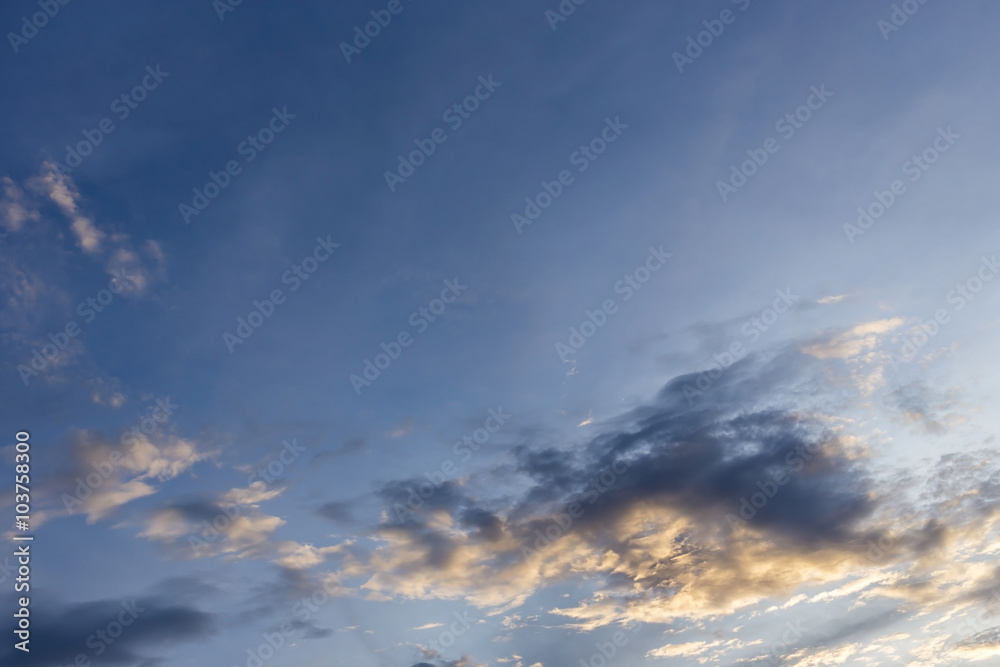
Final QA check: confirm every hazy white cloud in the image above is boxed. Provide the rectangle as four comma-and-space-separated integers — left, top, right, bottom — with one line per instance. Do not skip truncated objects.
84, 479, 159, 523
784, 643, 862, 666
86, 376, 127, 408
646, 640, 721, 659
0, 253, 71, 334
10, 165, 167, 297
31, 162, 104, 254
122, 435, 212, 483
273, 541, 343, 569
0, 176, 40, 232
950, 627, 1000, 661
389, 418, 414, 438
49, 430, 217, 523
801, 318, 904, 361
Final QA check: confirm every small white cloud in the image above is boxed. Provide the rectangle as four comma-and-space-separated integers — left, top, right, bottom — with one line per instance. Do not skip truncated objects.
87, 377, 127, 408
817, 294, 849, 305
84, 479, 158, 523
389, 418, 414, 438
221, 481, 284, 507
274, 542, 342, 569
412, 622, 445, 630
646, 640, 721, 659
31, 163, 104, 254
0, 176, 40, 232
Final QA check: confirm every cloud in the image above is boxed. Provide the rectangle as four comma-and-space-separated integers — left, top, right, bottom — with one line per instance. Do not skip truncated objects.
21, 429, 215, 527
0, 252, 72, 334
30, 162, 104, 254
310, 437, 369, 466
274, 542, 343, 569
85, 479, 159, 522
86, 376, 128, 408
222, 481, 284, 507
138, 498, 284, 558
646, 640, 721, 658
316, 501, 353, 523
81, 433, 213, 522
800, 318, 904, 361
105, 238, 167, 296
327, 334, 1000, 638
951, 626, 1000, 661
0, 594, 216, 666
0, 165, 167, 389
0, 176, 40, 232
13, 164, 166, 293
783, 643, 862, 666
886, 381, 961, 435
334, 347, 898, 626
136, 482, 344, 571
122, 435, 211, 483
496, 657, 543, 667
409, 657, 485, 667
390, 417, 415, 438
798, 318, 906, 395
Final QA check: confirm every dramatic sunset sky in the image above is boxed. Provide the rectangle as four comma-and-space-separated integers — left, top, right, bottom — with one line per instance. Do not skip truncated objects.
3, 1, 1000, 665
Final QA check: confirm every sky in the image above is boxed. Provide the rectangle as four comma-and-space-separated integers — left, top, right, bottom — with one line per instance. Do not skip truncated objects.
2, 0, 1000, 665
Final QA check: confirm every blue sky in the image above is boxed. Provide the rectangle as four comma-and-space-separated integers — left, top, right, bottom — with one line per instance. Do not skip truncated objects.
3, 0, 1000, 665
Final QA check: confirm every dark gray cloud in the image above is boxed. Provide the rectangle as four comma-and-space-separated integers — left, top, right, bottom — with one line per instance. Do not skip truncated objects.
458, 507, 503, 542
311, 437, 369, 465
316, 500, 354, 523
148, 575, 220, 604
378, 347, 883, 559
0, 595, 215, 666
158, 498, 225, 523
